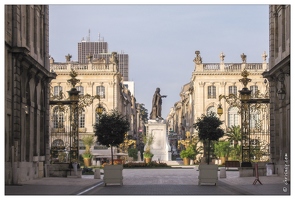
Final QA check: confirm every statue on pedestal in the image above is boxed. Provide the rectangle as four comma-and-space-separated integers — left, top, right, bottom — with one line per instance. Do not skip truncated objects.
150, 88, 167, 119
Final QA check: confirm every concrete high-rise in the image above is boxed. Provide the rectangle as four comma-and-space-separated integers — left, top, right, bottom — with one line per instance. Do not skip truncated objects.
78, 31, 108, 63
78, 31, 129, 81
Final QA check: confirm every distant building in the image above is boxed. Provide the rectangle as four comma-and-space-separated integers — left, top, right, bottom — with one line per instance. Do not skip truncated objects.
78, 31, 129, 81
5, 5, 56, 184
123, 81, 135, 96
167, 51, 270, 163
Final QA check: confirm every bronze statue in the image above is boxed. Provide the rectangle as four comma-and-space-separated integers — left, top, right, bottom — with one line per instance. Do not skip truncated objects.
150, 88, 167, 119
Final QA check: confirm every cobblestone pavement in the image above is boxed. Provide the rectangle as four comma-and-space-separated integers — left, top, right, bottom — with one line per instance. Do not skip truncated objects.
5, 167, 291, 196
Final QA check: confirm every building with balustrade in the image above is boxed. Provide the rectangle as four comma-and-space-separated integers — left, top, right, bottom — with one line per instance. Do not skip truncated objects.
167, 51, 270, 163
49, 52, 138, 165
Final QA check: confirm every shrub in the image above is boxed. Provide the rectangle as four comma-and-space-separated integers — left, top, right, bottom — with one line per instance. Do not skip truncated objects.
128, 148, 138, 160
180, 145, 196, 159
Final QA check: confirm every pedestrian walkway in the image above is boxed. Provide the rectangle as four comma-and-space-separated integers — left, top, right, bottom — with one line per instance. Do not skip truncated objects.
5, 167, 291, 195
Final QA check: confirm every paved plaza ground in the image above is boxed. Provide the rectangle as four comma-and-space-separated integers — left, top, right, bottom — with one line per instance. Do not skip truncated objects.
5, 167, 291, 196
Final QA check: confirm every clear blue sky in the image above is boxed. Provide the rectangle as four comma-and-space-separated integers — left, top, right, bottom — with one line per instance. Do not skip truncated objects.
48, 4, 270, 118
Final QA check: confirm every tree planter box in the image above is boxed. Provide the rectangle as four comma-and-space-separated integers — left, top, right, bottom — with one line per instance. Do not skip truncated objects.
198, 164, 218, 185
103, 165, 123, 186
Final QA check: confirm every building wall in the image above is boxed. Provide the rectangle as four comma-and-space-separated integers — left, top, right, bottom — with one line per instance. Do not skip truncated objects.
263, 5, 290, 180
5, 5, 56, 184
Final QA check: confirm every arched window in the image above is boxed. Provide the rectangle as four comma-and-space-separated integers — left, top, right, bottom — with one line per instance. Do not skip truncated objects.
206, 106, 216, 115
207, 85, 216, 99
53, 107, 64, 128
96, 86, 105, 98
52, 139, 64, 148
228, 107, 239, 127
79, 108, 85, 128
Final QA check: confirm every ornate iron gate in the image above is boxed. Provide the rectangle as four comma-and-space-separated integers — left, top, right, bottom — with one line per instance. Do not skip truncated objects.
49, 69, 99, 164
219, 69, 270, 167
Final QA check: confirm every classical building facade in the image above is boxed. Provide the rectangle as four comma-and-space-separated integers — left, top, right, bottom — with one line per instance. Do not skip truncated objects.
5, 5, 56, 184
49, 52, 138, 164
167, 51, 270, 162
263, 5, 290, 179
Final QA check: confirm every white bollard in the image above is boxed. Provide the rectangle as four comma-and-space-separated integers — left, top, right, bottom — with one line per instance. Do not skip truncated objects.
72, 162, 78, 176
220, 167, 226, 178
94, 168, 101, 179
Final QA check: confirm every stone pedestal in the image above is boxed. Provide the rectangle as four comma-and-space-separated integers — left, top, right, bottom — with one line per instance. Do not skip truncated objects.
145, 119, 171, 161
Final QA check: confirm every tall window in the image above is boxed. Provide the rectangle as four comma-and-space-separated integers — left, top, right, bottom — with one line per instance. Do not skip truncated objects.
228, 107, 239, 127
26, 6, 30, 46
79, 109, 85, 128
76, 86, 84, 95
208, 86, 216, 99
250, 85, 258, 97
229, 86, 237, 96
53, 107, 64, 129
96, 86, 105, 98
54, 86, 62, 97
206, 106, 216, 115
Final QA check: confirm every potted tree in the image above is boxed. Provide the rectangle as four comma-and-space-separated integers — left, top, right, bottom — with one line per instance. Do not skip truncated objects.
193, 111, 225, 185
143, 151, 154, 163
81, 135, 94, 167
143, 133, 154, 163
95, 110, 130, 186
180, 145, 196, 165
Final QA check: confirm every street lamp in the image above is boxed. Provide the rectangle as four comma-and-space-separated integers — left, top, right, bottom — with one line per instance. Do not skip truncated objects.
217, 103, 223, 117
95, 104, 103, 116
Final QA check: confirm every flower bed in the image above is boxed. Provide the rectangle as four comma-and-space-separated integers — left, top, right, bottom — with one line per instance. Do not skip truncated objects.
123, 161, 171, 168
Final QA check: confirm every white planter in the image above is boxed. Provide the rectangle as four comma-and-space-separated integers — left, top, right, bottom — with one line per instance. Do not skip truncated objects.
198, 164, 218, 185
103, 165, 123, 186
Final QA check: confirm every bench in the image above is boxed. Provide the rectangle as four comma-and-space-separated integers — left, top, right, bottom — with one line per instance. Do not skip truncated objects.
225, 161, 240, 170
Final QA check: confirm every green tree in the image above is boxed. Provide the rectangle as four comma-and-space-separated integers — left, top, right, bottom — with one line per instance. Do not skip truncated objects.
95, 110, 130, 165
214, 141, 231, 158
193, 112, 225, 164
225, 125, 241, 148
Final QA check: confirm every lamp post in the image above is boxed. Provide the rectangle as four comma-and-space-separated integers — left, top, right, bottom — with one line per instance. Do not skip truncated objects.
218, 69, 270, 167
